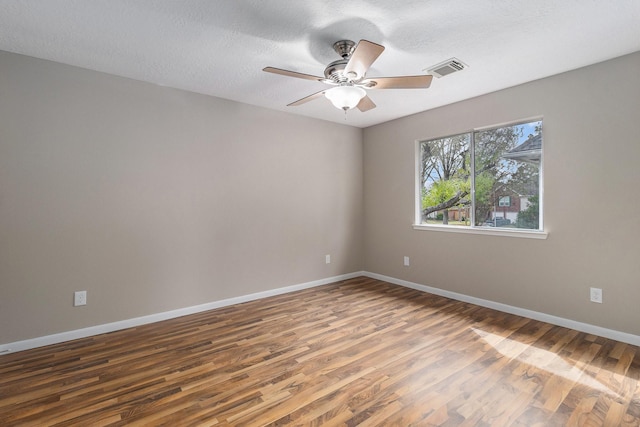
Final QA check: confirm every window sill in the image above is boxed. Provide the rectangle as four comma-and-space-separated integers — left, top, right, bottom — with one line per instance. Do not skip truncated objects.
412, 224, 548, 239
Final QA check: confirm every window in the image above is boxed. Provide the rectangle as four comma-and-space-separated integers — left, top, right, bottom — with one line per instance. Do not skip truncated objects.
417, 120, 543, 232
498, 196, 511, 207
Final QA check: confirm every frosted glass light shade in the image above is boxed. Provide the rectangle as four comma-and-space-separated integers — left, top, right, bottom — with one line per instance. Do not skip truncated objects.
325, 86, 366, 110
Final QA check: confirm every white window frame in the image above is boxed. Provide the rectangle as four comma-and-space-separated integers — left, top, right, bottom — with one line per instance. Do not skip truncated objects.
413, 119, 547, 239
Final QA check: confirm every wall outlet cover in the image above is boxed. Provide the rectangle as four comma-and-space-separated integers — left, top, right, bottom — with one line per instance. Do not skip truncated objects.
590, 287, 603, 304
74, 291, 87, 306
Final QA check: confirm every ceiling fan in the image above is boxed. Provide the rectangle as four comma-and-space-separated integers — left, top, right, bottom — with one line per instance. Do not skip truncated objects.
263, 39, 433, 112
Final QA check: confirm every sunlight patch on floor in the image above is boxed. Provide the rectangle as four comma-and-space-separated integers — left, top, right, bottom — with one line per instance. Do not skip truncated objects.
472, 328, 618, 397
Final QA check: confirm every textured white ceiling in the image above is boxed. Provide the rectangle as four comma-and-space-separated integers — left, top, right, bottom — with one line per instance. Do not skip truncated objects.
1, 1, 639, 128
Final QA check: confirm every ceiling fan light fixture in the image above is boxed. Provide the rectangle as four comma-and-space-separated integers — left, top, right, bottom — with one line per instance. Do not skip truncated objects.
324, 85, 366, 111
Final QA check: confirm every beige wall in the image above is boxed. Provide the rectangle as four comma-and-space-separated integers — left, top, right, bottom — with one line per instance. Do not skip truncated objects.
2, 48, 639, 347
363, 52, 640, 335
0, 52, 363, 344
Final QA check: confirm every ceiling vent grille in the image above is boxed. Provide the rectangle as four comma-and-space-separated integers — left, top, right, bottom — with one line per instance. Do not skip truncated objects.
425, 58, 468, 78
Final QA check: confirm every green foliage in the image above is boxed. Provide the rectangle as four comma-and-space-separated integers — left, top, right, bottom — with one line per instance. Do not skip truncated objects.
473, 172, 495, 224
422, 178, 469, 210
516, 196, 539, 229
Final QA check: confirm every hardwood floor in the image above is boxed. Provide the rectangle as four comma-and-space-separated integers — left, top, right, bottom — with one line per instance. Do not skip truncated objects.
1, 276, 639, 426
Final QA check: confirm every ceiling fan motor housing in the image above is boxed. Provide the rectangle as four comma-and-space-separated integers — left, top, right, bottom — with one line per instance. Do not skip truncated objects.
324, 40, 360, 83
324, 59, 350, 82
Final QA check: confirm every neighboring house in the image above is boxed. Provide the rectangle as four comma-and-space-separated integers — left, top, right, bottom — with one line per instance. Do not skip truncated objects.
488, 133, 542, 223
488, 189, 528, 223
446, 206, 470, 222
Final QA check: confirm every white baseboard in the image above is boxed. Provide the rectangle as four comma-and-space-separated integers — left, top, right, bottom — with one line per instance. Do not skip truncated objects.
3, 270, 638, 355
364, 271, 640, 347
0, 271, 365, 355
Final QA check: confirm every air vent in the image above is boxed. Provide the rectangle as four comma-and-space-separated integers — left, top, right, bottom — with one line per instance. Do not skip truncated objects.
425, 58, 468, 78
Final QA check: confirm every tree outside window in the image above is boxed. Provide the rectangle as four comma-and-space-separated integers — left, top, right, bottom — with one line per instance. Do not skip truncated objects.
418, 120, 542, 230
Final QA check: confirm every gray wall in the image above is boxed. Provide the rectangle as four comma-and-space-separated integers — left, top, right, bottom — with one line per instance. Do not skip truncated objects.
363, 51, 640, 336
0, 51, 363, 344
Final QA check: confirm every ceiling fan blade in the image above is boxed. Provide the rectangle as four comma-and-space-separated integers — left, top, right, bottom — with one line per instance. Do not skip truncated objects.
263, 66, 325, 82
363, 75, 433, 89
344, 40, 385, 81
287, 89, 326, 106
356, 95, 376, 112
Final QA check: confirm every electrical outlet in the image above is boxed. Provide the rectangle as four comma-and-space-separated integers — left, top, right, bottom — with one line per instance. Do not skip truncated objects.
74, 291, 87, 306
590, 287, 602, 304
325, 254, 331, 264
403, 256, 410, 267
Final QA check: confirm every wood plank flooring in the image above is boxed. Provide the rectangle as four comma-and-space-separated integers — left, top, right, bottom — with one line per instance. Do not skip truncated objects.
1, 276, 639, 426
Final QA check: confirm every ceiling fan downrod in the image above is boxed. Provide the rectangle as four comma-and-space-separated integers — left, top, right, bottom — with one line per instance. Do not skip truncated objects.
332, 40, 356, 59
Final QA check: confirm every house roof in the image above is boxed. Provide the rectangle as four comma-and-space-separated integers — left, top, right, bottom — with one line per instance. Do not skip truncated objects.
502, 134, 542, 165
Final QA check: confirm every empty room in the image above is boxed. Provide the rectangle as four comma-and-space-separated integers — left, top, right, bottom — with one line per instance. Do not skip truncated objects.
1, 1, 640, 426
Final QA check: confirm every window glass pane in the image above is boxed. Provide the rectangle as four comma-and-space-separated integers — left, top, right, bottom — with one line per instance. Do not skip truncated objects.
419, 134, 471, 226
474, 121, 542, 230
498, 196, 511, 206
